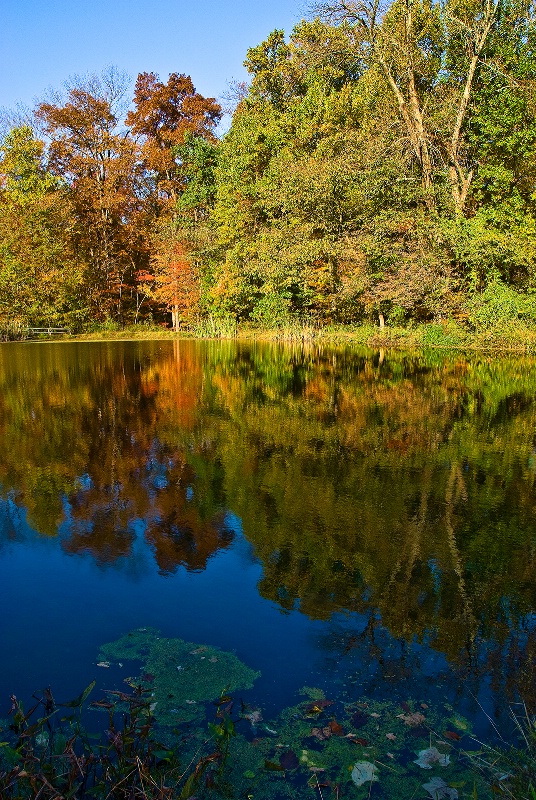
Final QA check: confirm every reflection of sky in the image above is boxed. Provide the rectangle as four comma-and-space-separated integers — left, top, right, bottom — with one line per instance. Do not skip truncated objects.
0, 490, 527, 746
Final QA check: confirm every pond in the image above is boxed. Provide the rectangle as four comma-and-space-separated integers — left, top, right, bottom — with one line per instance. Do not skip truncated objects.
1, 339, 535, 799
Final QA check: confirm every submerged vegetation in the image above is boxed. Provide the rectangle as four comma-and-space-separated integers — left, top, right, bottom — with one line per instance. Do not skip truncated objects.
2, 0, 536, 337
2, 653, 536, 799
99, 628, 260, 726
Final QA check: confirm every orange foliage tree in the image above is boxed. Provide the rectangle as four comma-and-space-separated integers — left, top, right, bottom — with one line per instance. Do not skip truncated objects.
36, 70, 149, 321
126, 72, 221, 210
152, 240, 200, 330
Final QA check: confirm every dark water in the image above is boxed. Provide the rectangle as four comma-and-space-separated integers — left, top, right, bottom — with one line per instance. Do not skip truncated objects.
1, 339, 536, 796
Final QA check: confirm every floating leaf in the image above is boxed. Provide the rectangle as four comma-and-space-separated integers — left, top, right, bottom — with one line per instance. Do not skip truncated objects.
351, 761, 378, 787
329, 719, 344, 736
305, 700, 333, 714
346, 734, 369, 746
444, 730, 462, 741
399, 711, 426, 727
264, 759, 285, 772
280, 750, 299, 770
414, 747, 451, 769
311, 726, 332, 741
351, 711, 369, 728
423, 776, 458, 799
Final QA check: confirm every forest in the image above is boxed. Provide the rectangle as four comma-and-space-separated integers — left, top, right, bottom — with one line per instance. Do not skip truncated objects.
1, 0, 536, 333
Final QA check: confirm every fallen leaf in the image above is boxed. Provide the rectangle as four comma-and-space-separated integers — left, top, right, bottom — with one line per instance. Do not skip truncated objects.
96, 662, 110, 668
279, 750, 299, 770
421, 703, 429, 710
414, 747, 450, 769
351, 761, 378, 787
264, 760, 285, 772
386, 733, 396, 741
399, 712, 426, 727
311, 726, 332, 741
351, 711, 369, 729
370, 712, 381, 718
244, 709, 263, 726
387, 752, 394, 759
444, 730, 462, 741
329, 719, 345, 736
422, 776, 458, 799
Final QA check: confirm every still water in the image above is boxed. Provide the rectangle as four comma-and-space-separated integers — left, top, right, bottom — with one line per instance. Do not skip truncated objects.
1, 340, 535, 797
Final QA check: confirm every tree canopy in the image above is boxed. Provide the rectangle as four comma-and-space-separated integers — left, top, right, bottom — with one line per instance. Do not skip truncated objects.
1, 0, 535, 330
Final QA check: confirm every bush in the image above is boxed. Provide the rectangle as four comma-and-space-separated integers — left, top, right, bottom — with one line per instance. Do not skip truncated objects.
468, 282, 536, 330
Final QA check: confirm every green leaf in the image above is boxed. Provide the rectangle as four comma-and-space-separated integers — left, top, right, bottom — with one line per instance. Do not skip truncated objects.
61, 680, 96, 708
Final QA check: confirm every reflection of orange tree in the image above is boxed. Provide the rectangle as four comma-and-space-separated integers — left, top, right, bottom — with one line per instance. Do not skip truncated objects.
0, 341, 231, 572
2, 342, 536, 695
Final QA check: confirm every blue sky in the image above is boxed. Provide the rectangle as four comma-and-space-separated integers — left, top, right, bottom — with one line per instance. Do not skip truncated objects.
2, 0, 303, 112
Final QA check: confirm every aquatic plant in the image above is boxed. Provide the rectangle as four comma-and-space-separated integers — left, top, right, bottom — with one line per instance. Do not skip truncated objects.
0, 681, 237, 799
98, 627, 261, 725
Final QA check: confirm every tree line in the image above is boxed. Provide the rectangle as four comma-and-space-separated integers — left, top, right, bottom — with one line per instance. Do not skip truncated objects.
1, 0, 536, 330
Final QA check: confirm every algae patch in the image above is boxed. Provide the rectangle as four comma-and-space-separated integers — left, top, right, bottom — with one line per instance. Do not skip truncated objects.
99, 628, 260, 725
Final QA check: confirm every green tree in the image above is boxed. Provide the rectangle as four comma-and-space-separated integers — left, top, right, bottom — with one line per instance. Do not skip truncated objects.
0, 126, 85, 328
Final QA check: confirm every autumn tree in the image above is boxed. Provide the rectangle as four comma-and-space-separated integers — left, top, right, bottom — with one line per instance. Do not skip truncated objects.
126, 72, 221, 210
36, 69, 149, 321
152, 235, 200, 330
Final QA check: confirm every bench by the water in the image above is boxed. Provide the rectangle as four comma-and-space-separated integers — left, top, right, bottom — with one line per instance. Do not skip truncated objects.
24, 327, 71, 338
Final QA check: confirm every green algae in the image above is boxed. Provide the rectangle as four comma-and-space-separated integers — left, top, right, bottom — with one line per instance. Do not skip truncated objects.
220, 692, 492, 800
94, 634, 491, 798
98, 627, 260, 725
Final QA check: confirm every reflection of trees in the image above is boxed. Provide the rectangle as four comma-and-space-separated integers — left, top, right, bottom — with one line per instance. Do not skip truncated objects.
1, 341, 536, 700
0, 341, 233, 572
203, 345, 536, 700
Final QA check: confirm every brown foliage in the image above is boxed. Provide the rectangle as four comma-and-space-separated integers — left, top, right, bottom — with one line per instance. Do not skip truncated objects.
127, 72, 221, 206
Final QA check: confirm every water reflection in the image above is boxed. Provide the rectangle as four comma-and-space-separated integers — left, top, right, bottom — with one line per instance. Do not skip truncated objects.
1, 340, 536, 708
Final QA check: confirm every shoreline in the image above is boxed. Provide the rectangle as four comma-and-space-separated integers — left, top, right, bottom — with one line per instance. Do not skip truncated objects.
5, 321, 535, 354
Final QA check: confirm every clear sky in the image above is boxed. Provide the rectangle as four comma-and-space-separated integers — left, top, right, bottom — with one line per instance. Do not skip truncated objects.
2, 0, 304, 113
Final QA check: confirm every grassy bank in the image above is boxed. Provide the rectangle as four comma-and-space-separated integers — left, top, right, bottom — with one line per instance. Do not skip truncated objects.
31, 319, 536, 353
